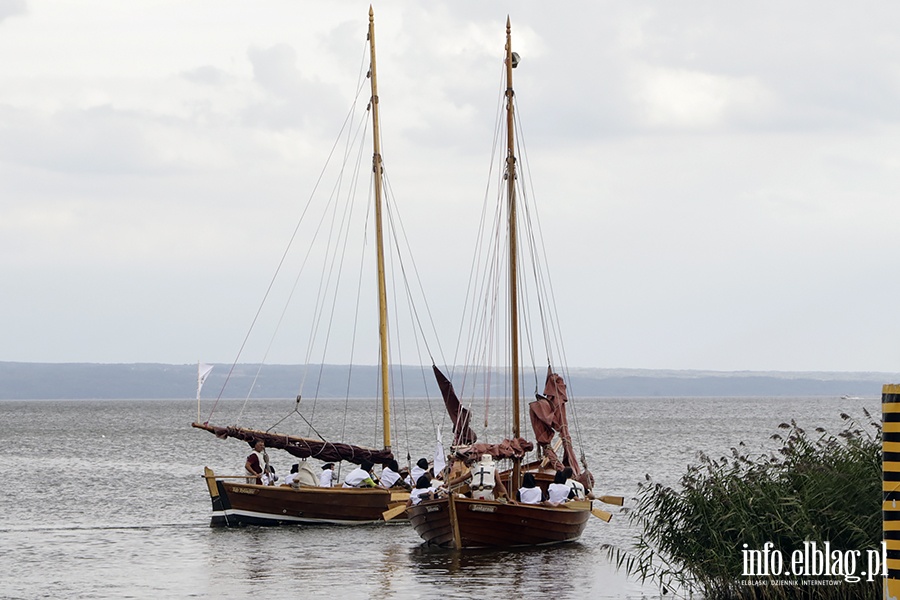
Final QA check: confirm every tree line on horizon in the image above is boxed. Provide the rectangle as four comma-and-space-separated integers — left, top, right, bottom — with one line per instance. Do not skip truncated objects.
0, 362, 888, 400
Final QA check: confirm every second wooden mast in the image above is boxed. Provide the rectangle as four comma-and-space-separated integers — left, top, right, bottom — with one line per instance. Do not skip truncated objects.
505, 17, 521, 487
369, 7, 391, 451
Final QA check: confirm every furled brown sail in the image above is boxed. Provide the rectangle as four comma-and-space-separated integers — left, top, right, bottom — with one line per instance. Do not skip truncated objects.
192, 422, 394, 466
455, 437, 534, 461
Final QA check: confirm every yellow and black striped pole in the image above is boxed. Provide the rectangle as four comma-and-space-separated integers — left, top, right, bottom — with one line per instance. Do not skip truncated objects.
883, 384, 900, 597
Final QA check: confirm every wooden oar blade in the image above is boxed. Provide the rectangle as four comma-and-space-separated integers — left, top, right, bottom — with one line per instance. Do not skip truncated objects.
596, 494, 624, 506
382, 504, 408, 521
591, 506, 613, 522
390, 491, 410, 502
559, 499, 612, 521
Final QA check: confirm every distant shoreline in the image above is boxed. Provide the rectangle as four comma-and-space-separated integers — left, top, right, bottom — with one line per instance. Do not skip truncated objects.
0, 362, 895, 400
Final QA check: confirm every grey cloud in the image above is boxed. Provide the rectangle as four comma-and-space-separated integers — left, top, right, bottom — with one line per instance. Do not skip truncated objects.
182, 65, 233, 86
629, 5, 900, 130
0, 104, 177, 175
242, 43, 344, 131
248, 43, 307, 98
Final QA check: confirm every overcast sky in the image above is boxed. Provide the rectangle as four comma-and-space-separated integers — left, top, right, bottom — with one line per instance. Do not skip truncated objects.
1, 1, 899, 372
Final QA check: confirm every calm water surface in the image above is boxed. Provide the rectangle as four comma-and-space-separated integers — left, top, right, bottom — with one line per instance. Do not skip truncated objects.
0, 395, 878, 599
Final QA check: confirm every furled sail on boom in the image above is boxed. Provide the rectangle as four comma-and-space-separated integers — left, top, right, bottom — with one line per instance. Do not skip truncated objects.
192, 422, 394, 466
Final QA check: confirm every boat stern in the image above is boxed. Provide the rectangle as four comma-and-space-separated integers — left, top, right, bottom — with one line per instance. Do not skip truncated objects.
203, 467, 233, 527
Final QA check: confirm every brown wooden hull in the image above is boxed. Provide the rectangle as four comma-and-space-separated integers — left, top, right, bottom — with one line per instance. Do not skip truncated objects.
203, 468, 408, 526
407, 495, 591, 548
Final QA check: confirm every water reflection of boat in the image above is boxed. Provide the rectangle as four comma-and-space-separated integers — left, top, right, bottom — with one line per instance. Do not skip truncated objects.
408, 542, 592, 576
192, 8, 418, 526
407, 18, 614, 548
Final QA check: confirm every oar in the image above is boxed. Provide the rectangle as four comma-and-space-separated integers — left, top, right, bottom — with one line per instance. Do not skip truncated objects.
560, 500, 613, 522
382, 504, 408, 521
591, 505, 613, 522
595, 494, 624, 506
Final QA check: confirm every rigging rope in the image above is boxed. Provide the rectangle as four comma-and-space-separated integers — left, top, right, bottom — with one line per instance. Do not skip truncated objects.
444, 55, 587, 466
206, 60, 370, 426
305, 108, 370, 431
512, 94, 587, 456
451, 62, 505, 436
204, 35, 450, 474
381, 170, 443, 437
339, 172, 373, 450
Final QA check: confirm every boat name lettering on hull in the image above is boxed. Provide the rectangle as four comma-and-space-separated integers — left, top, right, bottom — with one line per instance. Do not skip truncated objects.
232, 487, 258, 495
470, 504, 496, 513
425, 505, 441, 513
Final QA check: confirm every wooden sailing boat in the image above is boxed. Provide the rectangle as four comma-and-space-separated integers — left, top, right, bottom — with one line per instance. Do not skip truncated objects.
407, 18, 610, 548
192, 8, 413, 526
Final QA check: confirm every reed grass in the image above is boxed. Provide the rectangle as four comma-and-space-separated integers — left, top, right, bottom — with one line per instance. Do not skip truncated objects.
606, 410, 882, 599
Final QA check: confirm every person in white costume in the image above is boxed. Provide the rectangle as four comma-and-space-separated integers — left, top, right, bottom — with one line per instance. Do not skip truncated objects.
261, 465, 278, 486
407, 475, 437, 506
516, 473, 544, 504
406, 457, 429, 487
546, 470, 574, 505
562, 467, 587, 500
379, 459, 409, 489
319, 463, 336, 487
282, 464, 300, 487
342, 460, 377, 488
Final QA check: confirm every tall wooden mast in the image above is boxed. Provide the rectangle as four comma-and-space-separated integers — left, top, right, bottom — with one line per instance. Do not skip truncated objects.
369, 6, 391, 450
504, 17, 520, 487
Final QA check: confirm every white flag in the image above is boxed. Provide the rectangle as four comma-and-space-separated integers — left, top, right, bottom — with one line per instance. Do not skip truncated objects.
433, 428, 446, 478
197, 362, 214, 399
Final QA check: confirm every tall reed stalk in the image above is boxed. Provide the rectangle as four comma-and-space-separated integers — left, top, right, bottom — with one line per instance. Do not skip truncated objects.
607, 411, 882, 599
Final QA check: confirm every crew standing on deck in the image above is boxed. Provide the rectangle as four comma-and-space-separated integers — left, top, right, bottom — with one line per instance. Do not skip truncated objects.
244, 440, 267, 484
